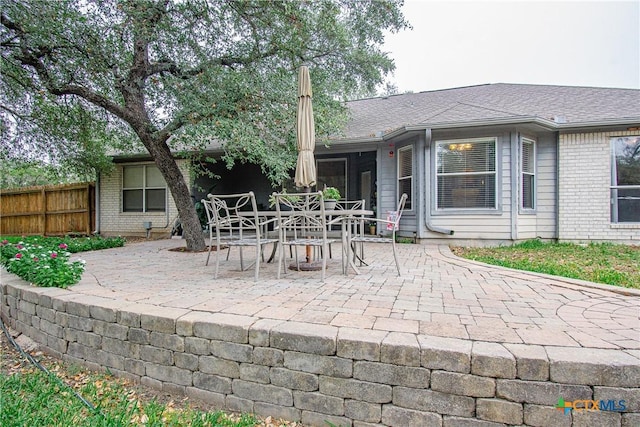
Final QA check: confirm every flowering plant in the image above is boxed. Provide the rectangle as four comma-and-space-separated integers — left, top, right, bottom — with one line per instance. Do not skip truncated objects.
1, 240, 85, 288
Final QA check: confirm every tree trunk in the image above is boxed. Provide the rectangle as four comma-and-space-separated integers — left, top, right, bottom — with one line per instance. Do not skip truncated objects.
142, 134, 206, 252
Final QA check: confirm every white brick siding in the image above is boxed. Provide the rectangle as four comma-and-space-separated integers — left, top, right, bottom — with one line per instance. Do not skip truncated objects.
558, 130, 639, 243
99, 160, 191, 237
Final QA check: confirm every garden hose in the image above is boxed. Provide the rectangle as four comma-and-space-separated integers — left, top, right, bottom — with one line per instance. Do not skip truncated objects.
0, 317, 102, 416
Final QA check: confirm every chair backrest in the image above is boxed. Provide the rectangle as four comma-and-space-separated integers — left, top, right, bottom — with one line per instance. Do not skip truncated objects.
272, 191, 328, 240
205, 192, 260, 238
386, 193, 408, 232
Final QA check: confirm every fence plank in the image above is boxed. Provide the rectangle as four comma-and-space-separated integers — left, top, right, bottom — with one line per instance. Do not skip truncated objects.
1, 182, 95, 236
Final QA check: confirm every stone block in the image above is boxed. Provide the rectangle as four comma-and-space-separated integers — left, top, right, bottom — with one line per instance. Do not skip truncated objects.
67, 314, 94, 331
193, 313, 254, 343
162, 382, 186, 397
476, 398, 523, 424
418, 335, 472, 373
622, 413, 640, 427
65, 300, 90, 317
345, 400, 382, 423
35, 306, 56, 322
293, 391, 344, 415
75, 330, 102, 348
594, 386, 640, 412
572, 410, 621, 427
185, 336, 210, 355
271, 367, 318, 391
254, 402, 301, 423
301, 410, 350, 427
239, 363, 270, 384
381, 405, 442, 427
430, 371, 495, 398
354, 361, 430, 388
504, 343, 549, 381
252, 346, 284, 367
18, 299, 36, 315
47, 335, 67, 354
337, 327, 388, 361
199, 355, 240, 378
125, 358, 146, 376
249, 318, 284, 347
95, 349, 125, 371
117, 309, 140, 327
140, 311, 179, 334
394, 386, 475, 417
40, 318, 63, 338
497, 379, 592, 405
210, 340, 252, 363
523, 404, 572, 427
104, 322, 129, 340
226, 395, 254, 414
443, 416, 506, 426
192, 372, 232, 394
141, 376, 163, 390
102, 336, 139, 359
546, 347, 640, 387
140, 345, 173, 365
150, 332, 184, 352
320, 377, 392, 404
284, 351, 352, 377
185, 387, 226, 407
145, 363, 192, 386
232, 379, 293, 406
174, 352, 199, 371
381, 332, 420, 367
271, 321, 337, 355
471, 342, 516, 379
55, 311, 69, 327
90, 304, 117, 323
128, 328, 150, 344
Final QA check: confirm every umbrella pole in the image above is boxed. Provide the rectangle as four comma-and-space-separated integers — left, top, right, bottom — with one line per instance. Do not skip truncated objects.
305, 186, 312, 263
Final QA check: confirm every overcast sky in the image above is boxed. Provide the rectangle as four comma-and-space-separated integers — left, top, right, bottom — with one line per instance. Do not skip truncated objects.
382, 0, 640, 93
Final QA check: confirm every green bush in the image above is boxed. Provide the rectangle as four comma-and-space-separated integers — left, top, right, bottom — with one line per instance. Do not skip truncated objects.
0, 235, 125, 288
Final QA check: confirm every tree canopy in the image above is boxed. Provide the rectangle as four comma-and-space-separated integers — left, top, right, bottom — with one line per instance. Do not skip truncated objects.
1, 0, 408, 249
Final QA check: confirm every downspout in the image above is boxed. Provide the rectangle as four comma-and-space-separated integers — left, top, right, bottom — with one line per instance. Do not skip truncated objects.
424, 128, 455, 235
93, 172, 100, 235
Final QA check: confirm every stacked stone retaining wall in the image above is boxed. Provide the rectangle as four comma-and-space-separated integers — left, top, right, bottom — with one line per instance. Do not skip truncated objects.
2, 280, 639, 427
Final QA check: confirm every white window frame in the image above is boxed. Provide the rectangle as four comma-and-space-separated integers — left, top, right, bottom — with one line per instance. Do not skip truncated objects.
397, 145, 413, 211
521, 137, 536, 210
610, 136, 640, 223
435, 137, 498, 211
122, 164, 167, 213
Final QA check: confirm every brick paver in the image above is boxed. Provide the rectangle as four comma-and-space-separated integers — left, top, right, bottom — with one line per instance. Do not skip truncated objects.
70, 239, 640, 350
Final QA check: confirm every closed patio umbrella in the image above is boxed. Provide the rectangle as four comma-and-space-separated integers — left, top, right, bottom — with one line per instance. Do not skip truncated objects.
294, 65, 316, 189
294, 66, 318, 267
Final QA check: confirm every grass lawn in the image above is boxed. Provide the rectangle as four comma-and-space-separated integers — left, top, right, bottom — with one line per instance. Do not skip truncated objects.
451, 239, 640, 289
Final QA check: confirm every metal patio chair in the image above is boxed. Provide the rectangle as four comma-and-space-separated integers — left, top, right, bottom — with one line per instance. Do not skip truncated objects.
203, 191, 278, 282
350, 193, 408, 276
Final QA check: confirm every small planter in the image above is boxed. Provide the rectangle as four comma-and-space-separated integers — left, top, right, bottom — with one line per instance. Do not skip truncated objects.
369, 224, 376, 235
324, 200, 337, 210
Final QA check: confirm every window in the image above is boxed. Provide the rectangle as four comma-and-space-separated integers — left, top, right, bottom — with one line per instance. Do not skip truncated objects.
316, 159, 347, 199
436, 138, 497, 209
122, 165, 167, 212
397, 146, 413, 210
611, 136, 640, 223
521, 138, 536, 209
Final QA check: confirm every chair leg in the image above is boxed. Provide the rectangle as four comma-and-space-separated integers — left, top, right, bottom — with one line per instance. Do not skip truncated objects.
391, 239, 401, 276
214, 242, 221, 279
205, 232, 213, 266
254, 244, 259, 282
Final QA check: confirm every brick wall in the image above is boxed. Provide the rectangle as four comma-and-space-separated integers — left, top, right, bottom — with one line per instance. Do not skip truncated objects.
3, 280, 638, 427
558, 131, 640, 243
99, 160, 191, 236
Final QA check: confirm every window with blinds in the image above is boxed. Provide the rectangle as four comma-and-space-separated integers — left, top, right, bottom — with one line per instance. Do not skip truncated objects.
521, 138, 536, 210
122, 165, 167, 212
436, 138, 497, 209
611, 136, 640, 223
397, 146, 412, 210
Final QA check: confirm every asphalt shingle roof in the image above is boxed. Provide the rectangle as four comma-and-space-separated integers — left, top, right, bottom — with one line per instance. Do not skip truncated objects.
344, 83, 640, 139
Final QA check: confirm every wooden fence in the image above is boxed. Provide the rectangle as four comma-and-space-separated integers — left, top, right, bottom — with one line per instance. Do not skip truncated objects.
1, 182, 95, 236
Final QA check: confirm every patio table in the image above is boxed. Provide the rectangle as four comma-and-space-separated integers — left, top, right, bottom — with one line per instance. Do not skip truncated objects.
240, 209, 373, 274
